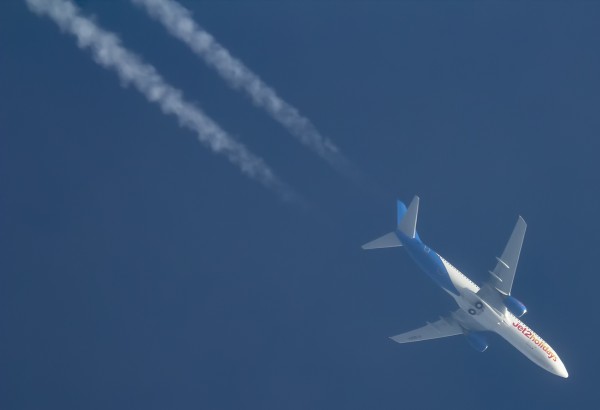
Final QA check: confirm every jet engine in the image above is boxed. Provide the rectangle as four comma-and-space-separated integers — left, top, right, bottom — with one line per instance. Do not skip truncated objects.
504, 295, 527, 317
465, 332, 488, 353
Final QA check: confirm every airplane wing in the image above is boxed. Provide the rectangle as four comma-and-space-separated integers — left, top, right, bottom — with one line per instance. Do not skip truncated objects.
488, 216, 527, 295
390, 315, 463, 344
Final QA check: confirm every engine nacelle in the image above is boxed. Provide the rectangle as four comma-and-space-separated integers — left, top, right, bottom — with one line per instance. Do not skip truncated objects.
504, 295, 527, 317
465, 332, 488, 353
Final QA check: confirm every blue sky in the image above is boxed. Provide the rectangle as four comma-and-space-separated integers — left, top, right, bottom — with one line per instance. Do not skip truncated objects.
1, 1, 599, 409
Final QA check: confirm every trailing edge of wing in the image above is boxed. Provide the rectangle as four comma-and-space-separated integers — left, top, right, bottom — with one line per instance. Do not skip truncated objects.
490, 216, 527, 295
390, 316, 463, 344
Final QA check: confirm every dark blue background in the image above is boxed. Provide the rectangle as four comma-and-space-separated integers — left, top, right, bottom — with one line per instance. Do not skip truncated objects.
1, 1, 598, 408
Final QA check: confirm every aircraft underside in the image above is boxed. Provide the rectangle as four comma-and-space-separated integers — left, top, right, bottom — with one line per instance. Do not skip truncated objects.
363, 196, 568, 378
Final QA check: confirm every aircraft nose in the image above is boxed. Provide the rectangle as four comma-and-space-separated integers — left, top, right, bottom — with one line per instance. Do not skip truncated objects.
557, 365, 569, 378
553, 359, 569, 378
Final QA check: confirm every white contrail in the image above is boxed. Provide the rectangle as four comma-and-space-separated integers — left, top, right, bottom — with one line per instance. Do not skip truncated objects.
131, 0, 354, 176
25, 0, 299, 202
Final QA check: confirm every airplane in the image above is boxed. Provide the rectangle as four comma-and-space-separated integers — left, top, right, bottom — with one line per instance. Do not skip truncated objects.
362, 196, 568, 378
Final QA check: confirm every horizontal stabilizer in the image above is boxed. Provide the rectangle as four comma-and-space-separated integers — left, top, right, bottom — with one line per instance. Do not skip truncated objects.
390, 315, 463, 344
362, 232, 402, 250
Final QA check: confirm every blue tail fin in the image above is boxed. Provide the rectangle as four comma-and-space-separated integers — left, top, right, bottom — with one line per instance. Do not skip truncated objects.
361, 200, 407, 250
397, 196, 419, 238
396, 200, 407, 226
361, 196, 420, 250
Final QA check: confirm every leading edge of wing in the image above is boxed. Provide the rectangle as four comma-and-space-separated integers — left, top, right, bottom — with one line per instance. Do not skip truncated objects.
390, 315, 463, 344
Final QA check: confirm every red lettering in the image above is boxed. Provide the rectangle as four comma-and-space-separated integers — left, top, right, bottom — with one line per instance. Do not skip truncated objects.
512, 320, 560, 362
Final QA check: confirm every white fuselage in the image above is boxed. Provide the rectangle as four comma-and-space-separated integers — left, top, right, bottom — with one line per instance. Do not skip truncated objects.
365, 198, 567, 376
438, 257, 568, 378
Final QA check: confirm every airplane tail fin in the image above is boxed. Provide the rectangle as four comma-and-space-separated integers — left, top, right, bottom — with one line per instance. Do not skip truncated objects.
361, 196, 420, 250
398, 196, 419, 238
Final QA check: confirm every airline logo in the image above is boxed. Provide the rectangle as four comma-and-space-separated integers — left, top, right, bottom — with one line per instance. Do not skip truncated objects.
513, 321, 557, 362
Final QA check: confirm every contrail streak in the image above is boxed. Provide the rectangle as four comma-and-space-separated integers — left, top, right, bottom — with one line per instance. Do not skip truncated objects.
25, 0, 299, 202
131, 0, 355, 177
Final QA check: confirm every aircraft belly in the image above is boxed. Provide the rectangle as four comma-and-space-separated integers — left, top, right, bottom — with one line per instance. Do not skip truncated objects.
363, 198, 568, 377
405, 247, 459, 295
496, 318, 568, 377
453, 290, 568, 377
450, 292, 504, 338
439, 257, 480, 294
496, 323, 546, 366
